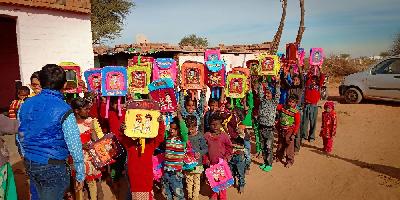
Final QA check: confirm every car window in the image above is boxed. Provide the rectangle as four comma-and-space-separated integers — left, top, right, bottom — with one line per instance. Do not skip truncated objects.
375, 59, 400, 74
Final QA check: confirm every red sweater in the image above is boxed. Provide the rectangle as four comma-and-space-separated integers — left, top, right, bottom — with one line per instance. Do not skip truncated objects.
109, 110, 165, 193
204, 132, 233, 165
304, 74, 325, 105
277, 104, 301, 134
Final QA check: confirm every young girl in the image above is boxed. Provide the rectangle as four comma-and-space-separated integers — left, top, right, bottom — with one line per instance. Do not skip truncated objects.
71, 97, 103, 200
163, 114, 188, 200
109, 97, 165, 200
184, 115, 208, 200
320, 101, 337, 153
204, 114, 233, 200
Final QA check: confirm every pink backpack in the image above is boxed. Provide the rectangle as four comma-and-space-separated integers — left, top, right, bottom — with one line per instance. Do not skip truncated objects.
309, 48, 325, 66
205, 158, 234, 193
152, 153, 165, 182
204, 49, 226, 98
152, 58, 177, 82
101, 66, 128, 118
297, 48, 305, 66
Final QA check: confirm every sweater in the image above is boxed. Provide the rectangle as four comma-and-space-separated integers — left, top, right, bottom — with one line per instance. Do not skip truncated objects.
164, 120, 189, 172
188, 134, 208, 165
304, 73, 325, 105
204, 132, 233, 165
258, 85, 281, 126
320, 111, 337, 138
277, 105, 301, 134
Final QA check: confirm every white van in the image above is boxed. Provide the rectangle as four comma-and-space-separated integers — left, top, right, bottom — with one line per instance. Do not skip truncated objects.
339, 56, 400, 103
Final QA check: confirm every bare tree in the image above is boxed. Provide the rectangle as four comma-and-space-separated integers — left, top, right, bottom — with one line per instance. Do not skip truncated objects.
296, 0, 305, 45
270, 0, 288, 54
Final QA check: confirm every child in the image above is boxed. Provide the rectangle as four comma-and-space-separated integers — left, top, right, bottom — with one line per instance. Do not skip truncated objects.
276, 95, 301, 168
288, 74, 304, 152
258, 81, 281, 172
204, 114, 233, 200
204, 98, 219, 133
301, 73, 325, 143
184, 115, 208, 200
179, 87, 207, 131
8, 86, 30, 119
320, 101, 337, 153
163, 114, 189, 200
109, 97, 165, 200
71, 97, 103, 200
29, 71, 42, 97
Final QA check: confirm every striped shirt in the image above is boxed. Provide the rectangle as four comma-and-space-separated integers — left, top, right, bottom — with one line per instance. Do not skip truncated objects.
164, 137, 186, 172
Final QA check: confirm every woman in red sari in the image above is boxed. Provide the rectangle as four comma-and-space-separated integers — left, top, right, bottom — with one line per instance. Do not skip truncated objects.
108, 102, 165, 200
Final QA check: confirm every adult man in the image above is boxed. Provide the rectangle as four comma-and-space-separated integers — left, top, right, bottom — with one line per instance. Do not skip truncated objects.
18, 64, 85, 200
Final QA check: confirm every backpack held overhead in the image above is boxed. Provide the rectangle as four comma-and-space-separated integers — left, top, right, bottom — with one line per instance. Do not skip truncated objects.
59, 62, 82, 94
101, 66, 128, 118
152, 58, 177, 82
127, 64, 152, 95
84, 68, 102, 93
125, 100, 161, 153
204, 49, 226, 99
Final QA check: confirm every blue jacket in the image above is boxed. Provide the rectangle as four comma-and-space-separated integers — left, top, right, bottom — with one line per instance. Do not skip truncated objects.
18, 89, 72, 164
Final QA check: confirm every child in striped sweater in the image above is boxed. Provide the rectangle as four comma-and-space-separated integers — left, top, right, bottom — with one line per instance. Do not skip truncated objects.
163, 113, 189, 200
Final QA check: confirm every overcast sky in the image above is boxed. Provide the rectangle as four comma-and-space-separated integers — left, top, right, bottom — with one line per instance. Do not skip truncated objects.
109, 0, 400, 57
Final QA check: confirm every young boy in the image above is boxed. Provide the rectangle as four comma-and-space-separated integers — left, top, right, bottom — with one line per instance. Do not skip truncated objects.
204, 98, 219, 132
288, 74, 304, 152
163, 114, 189, 200
258, 81, 281, 172
276, 95, 301, 168
8, 86, 30, 119
301, 73, 325, 143
204, 114, 233, 200
184, 115, 208, 200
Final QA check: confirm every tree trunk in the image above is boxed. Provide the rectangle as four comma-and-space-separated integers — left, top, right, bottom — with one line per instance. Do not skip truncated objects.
270, 0, 288, 54
296, 0, 305, 45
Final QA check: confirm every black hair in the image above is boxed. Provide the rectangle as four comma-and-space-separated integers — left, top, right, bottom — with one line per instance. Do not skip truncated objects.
311, 75, 319, 82
30, 71, 40, 82
208, 98, 219, 106
233, 107, 245, 121
185, 115, 197, 127
210, 112, 223, 122
18, 86, 30, 94
39, 64, 66, 90
70, 97, 89, 110
184, 95, 198, 108
288, 94, 299, 102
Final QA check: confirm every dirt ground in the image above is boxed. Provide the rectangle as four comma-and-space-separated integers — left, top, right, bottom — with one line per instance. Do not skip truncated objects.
3, 85, 400, 200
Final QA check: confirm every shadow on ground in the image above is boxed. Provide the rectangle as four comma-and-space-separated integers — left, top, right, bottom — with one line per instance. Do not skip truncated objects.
303, 143, 400, 180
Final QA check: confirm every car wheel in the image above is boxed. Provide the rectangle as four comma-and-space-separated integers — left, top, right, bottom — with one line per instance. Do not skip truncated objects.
344, 88, 362, 104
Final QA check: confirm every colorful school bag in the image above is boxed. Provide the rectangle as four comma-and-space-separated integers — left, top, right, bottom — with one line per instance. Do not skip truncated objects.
310, 48, 325, 66
59, 62, 82, 94
148, 78, 177, 113
225, 72, 248, 99
152, 58, 177, 82
258, 54, 281, 77
88, 133, 125, 169
205, 158, 234, 193
297, 47, 305, 66
125, 100, 161, 153
183, 140, 198, 171
84, 68, 102, 93
181, 61, 205, 90
131, 56, 155, 66
286, 43, 298, 64
204, 49, 226, 98
127, 64, 152, 95
101, 66, 128, 118
152, 153, 165, 182
232, 67, 250, 92
246, 59, 259, 76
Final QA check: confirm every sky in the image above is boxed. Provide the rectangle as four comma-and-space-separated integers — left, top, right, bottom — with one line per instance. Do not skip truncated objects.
109, 0, 400, 57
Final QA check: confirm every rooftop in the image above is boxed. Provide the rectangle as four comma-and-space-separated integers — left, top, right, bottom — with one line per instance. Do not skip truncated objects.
0, 0, 91, 13
93, 42, 272, 56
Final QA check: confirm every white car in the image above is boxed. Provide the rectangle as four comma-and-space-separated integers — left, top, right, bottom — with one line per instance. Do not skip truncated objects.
339, 56, 400, 103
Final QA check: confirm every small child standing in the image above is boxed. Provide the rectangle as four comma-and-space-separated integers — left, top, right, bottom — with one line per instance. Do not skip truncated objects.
204, 114, 233, 200
163, 114, 189, 200
276, 95, 301, 168
320, 101, 337, 153
184, 115, 208, 200
204, 98, 219, 133
8, 86, 30, 119
258, 81, 281, 172
71, 97, 102, 200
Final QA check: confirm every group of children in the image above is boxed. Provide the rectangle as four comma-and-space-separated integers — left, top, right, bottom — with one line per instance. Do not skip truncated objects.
7, 58, 338, 200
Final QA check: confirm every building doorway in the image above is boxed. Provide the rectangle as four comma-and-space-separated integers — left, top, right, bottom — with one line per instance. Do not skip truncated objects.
0, 16, 20, 112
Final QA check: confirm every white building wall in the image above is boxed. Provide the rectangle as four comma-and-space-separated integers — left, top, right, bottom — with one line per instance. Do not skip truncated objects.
0, 5, 94, 85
